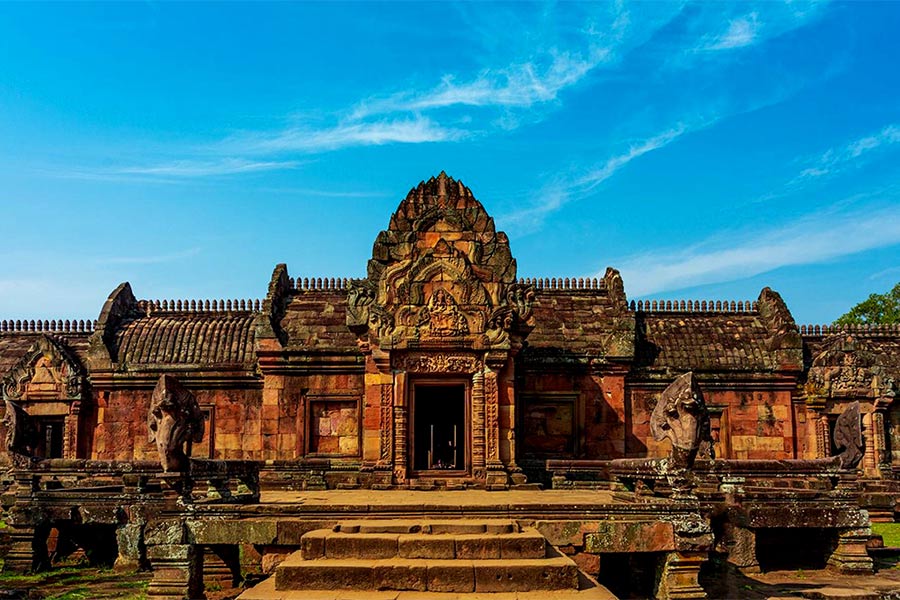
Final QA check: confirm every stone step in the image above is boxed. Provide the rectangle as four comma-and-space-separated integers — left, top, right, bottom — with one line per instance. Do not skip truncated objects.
335, 519, 518, 535
301, 529, 547, 561
274, 555, 579, 593
240, 573, 617, 600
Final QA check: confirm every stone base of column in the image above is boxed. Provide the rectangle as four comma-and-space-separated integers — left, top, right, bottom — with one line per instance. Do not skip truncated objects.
3, 525, 42, 573
147, 544, 204, 599
656, 551, 707, 600
828, 527, 874, 574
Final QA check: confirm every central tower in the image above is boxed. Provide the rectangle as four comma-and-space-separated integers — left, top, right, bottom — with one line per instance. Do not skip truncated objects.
347, 172, 535, 487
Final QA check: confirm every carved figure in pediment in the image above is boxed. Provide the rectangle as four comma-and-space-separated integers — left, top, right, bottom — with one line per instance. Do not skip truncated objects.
834, 401, 864, 470
418, 289, 469, 337
148, 374, 204, 472
3, 399, 37, 459
650, 372, 710, 469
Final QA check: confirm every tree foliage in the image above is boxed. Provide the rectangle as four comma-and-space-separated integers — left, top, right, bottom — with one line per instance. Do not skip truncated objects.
834, 282, 900, 325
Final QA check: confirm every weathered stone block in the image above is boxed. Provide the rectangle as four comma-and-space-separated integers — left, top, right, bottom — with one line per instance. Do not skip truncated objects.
325, 533, 398, 559
373, 561, 427, 591
399, 535, 455, 559
427, 561, 474, 592
455, 535, 500, 559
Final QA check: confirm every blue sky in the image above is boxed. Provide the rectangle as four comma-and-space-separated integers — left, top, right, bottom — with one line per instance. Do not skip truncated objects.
0, 2, 898, 325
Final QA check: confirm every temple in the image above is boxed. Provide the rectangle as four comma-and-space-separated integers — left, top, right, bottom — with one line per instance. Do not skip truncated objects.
2, 172, 899, 599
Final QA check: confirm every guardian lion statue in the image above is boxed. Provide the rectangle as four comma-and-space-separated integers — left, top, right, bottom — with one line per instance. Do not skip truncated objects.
148, 374, 204, 472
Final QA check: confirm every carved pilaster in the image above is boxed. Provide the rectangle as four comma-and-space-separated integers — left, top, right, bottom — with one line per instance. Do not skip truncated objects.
471, 370, 485, 479
873, 410, 888, 474
817, 415, 830, 458
378, 382, 393, 467
393, 372, 408, 484
485, 367, 500, 464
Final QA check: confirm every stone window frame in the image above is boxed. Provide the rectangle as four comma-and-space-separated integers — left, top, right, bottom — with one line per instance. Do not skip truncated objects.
518, 392, 581, 459
304, 393, 362, 458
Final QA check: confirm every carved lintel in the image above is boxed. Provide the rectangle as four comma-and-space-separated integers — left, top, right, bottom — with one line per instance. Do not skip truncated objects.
392, 352, 482, 374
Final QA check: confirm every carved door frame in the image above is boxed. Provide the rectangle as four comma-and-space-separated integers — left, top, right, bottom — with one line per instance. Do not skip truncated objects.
408, 377, 471, 478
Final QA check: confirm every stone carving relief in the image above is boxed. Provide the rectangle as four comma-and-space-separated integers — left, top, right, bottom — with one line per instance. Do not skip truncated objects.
3, 399, 37, 460
650, 371, 711, 469
346, 172, 535, 353
392, 353, 482, 374
806, 334, 898, 402
2, 336, 84, 402
417, 289, 469, 337
834, 401, 864, 470
147, 374, 205, 472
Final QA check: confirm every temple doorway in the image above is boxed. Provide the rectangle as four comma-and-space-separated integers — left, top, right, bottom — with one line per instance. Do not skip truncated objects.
411, 383, 466, 474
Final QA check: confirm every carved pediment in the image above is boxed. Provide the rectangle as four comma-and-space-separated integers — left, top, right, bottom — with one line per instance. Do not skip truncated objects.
2, 335, 84, 402
348, 172, 535, 352
806, 334, 897, 401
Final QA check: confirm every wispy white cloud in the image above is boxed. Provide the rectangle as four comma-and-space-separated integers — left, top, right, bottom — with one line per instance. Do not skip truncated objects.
226, 116, 465, 154
503, 125, 687, 232
112, 158, 302, 177
798, 124, 900, 180
49, 158, 301, 182
704, 13, 760, 50
95, 247, 202, 266
350, 49, 613, 121
613, 200, 900, 296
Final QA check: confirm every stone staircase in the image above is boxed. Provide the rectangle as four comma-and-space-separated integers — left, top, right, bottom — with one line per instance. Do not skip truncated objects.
259, 519, 598, 597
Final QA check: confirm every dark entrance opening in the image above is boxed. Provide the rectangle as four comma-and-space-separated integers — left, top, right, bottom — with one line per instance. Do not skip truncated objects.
35, 418, 64, 459
413, 384, 465, 473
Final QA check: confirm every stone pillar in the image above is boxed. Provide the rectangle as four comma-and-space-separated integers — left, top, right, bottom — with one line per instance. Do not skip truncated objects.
722, 525, 758, 572
114, 523, 145, 571
3, 525, 42, 572
863, 411, 877, 476
203, 545, 242, 589
827, 526, 874, 574
655, 551, 707, 599
483, 363, 507, 489
147, 544, 204, 599
260, 375, 284, 461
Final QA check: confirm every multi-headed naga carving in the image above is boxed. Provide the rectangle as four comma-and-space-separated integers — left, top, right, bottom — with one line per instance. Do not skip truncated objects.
3, 399, 37, 462
833, 401, 864, 470
651, 371, 710, 469
148, 374, 205, 472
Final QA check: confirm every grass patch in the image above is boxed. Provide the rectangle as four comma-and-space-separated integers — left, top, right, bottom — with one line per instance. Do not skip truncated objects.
0, 565, 149, 599
872, 522, 900, 547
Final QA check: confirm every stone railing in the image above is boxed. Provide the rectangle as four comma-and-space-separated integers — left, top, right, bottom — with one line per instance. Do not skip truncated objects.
0, 319, 96, 333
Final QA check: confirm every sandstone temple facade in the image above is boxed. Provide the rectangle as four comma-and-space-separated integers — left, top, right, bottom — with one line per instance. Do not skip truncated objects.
1, 172, 898, 488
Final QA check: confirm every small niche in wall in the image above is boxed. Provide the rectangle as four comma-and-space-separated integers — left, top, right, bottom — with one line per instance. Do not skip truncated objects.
307, 396, 360, 457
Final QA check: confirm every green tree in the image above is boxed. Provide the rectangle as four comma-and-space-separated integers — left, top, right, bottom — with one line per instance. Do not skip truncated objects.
834, 282, 900, 325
